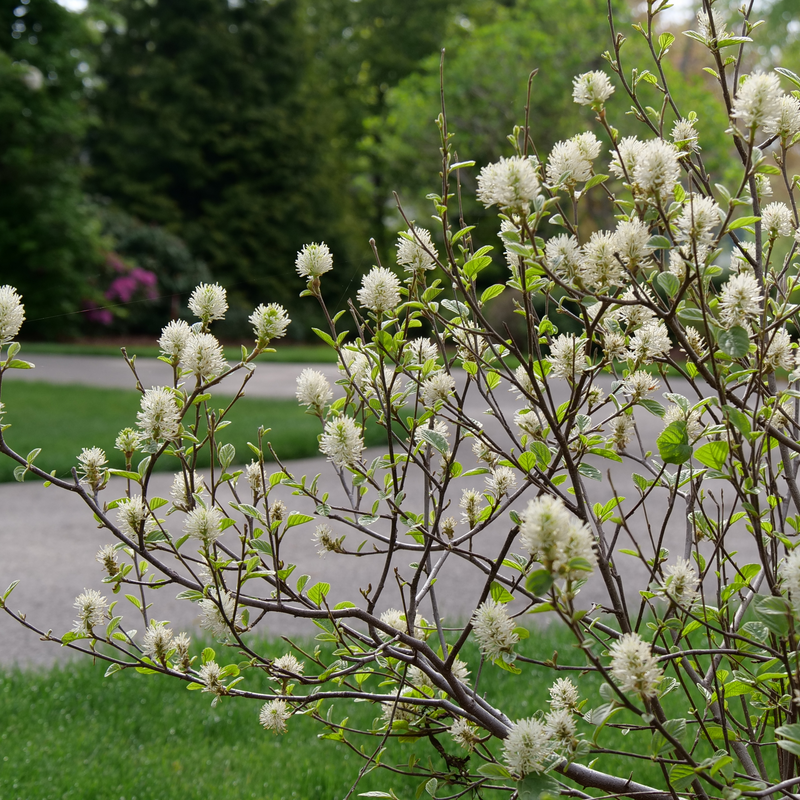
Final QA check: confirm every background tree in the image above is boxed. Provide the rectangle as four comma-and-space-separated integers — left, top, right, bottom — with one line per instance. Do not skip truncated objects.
0, 0, 105, 339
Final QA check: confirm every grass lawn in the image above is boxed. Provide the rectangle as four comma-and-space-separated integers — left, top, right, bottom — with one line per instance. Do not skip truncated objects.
0, 382, 372, 483
0, 628, 675, 800
21, 341, 338, 363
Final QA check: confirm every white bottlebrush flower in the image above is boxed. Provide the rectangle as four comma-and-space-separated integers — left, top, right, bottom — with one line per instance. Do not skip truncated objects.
765, 94, 800, 142
609, 632, 663, 699
184, 505, 224, 544
582, 230, 624, 288
546, 132, 600, 187
677, 195, 721, 247
313, 523, 343, 556
158, 319, 192, 363
137, 387, 181, 443
602, 328, 628, 361
296, 368, 333, 413
199, 661, 226, 696
273, 653, 305, 677
379, 608, 426, 640
613, 218, 651, 270
77, 446, 108, 492
609, 136, 644, 181
765, 328, 794, 373
199, 590, 241, 641
545, 234, 582, 282
663, 403, 705, 441
421, 372, 456, 408
609, 413, 636, 453
511, 364, 537, 402
319, 415, 364, 467
471, 435, 498, 466
357, 266, 402, 315
170, 471, 204, 511
516, 408, 544, 440
549, 677, 580, 712
572, 70, 614, 106
519, 494, 596, 578
548, 334, 588, 381
396, 227, 438, 273
450, 718, 482, 752
719, 273, 762, 328
730, 241, 756, 274
780, 549, 800, 610
634, 139, 681, 201
626, 320, 671, 364
545, 708, 576, 746
460, 488, 483, 527
477, 155, 540, 213
142, 620, 174, 662
116, 494, 147, 537
503, 718, 554, 777
486, 466, 517, 499
184, 332, 227, 382
245, 462, 264, 497
471, 598, 519, 662
296, 242, 333, 278
614, 286, 658, 329
622, 372, 658, 405
660, 557, 700, 607
260, 699, 291, 734
174, 632, 192, 671
188, 283, 227, 325
756, 174, 773, 199
762, 202, 794, 239
0, 285, 25, 343
732, 72, 783, 132
115, 427, 143, 456
339, 348, 371, 390
72, 589, 108, 635
250, 303, 290, 346
405, 337, 439, 367
671, 117, 700, 152
697, 7, 728, 41
95, 544, 119, 577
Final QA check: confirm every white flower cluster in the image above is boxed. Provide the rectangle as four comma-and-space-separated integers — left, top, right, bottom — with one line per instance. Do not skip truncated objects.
572, 70, 614, 106
471, 598, 518, 662
250, 303, 290, 347
72, 588, 108, 635
199, 590, 241, 641
142, 620, 174, 662
502, 717, 554, 777
296, 368, 333, 414
77, 446, 108, 492
609, 631, 663, 699
546, 131, 601, 188
548, 334, 588, 381
519, 494, 596, 580
296, 242, 333, 279
320, 415, 364, 467
357, 267, 402, 315
137, 387, 181, 444
158, 320, 193, 363
184, 332, 226, 381
184, 505, 224, 545
477, 155, 540, 213
0, 285, 25, 344
260, 699, 291, 734
718, 273, 762, 329
396, 227, 438, 273
732, 72, 783, 132
659, 557, 700, 607
188, 283, 227, 325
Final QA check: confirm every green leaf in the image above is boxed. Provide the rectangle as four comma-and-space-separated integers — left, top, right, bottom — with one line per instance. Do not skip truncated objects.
148, 497, 168, 510
285, 513, 314, 529
201, 647, 216, 664
639, 399, 666, 417
657, 272, 680, 296
490, 581, 514, 604
463, 255, 492, 280
417, 428, 449, 455
717, 326, 750, 358
694, 441, 729, 470
584, 174, 608, 190
480, 284, 505, 304
307, 582, 331, 607
5, 359, 34, 369
754, 595, 791, 637
726, 215, 760, 231
578, 463, 601, 481
526, 569, 554, 596
647, 235, 672, 249
657, 421, 692, 465
476, 763, 512, 779
722, 405, 752, 438
312, 328, 336, 348
776, 67, 800, 90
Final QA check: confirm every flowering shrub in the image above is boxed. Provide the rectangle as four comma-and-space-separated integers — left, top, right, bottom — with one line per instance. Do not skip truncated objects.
4, 3, 800, 798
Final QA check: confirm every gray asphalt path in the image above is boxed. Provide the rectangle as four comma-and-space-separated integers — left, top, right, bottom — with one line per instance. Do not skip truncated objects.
0, 355, 758, 666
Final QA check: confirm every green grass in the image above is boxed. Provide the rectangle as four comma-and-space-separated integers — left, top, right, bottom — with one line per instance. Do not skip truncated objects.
20, 341, 337, 363
0, 382, 377, 483
0, 627, 677, 800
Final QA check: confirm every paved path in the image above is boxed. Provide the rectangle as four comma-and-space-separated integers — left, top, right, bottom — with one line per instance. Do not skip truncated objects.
0, 355, 757, 666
